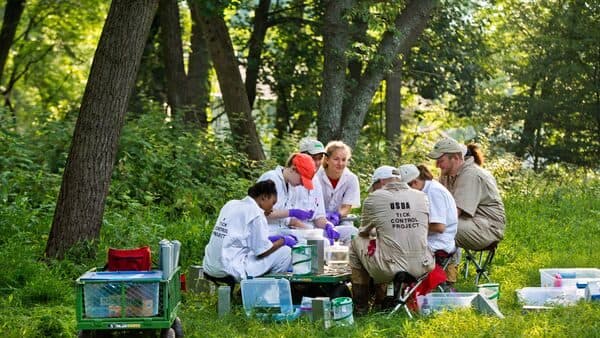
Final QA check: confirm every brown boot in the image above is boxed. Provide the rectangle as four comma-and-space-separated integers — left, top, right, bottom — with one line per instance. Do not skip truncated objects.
372, 283, 389, 312
352, 284, 370, 316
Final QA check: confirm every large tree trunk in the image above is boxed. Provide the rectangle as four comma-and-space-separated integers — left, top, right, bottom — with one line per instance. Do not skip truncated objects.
45, 0, 158, 259
339, 0, 438, 148
317, 0, 353, 142
0, 0, 25, 83
199, 13, 265, 161
385, 61, 402, 156
245, 0, 271, 108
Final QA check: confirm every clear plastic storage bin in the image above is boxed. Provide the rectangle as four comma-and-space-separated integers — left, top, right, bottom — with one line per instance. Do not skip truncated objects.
240, 278, 300, 321
539, 268, 600, 287
516, 287, 582, 307
79, 270, 162, 318
416, 292, 478, 314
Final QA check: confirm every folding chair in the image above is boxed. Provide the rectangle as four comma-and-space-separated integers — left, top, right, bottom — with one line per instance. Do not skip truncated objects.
463, 241, 499, 285
388, 271, 428, 319
204, 272, 237, 299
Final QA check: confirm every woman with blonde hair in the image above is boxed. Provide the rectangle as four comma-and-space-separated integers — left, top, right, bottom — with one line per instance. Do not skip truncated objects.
314, 141, 360, 244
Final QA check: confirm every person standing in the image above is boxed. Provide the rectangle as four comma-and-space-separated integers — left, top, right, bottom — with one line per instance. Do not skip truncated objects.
349, 166, 434, 314
202, 180, 297, 281
427, 137, 506, 251
315, 141, 360, 244
399, 163, 458, 289
257, 153, 317, 235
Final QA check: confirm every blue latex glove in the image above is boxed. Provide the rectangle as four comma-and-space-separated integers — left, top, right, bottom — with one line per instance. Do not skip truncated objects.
324, 222, 340, 245
326, 211, 341, 226
289, 209, 314, 221
268, 235, 298, 247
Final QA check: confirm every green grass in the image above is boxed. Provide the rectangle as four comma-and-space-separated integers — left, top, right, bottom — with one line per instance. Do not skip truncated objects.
1, 174, 599, 337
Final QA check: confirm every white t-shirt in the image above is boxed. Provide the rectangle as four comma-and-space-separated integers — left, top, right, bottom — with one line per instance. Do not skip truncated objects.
291, 177, 326, 227
423, 180, 458, 254
315, 167, 361, 225
202, 196, 273, 280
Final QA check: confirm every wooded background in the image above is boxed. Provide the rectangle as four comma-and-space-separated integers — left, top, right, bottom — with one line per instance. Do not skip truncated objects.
0, 0, 597, 258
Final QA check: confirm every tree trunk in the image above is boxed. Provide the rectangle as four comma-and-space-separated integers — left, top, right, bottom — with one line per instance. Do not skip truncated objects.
0, 0, 25, 83
199, 13, 265, 161
385, 61, 402, 156
159, 0, 186, 112
318, 0, 353, 143
517, 82, 538, 158
45, 0, 159, 259
187, 0, 210, 128
338, 0, 438, 148
245, 0, 271, 108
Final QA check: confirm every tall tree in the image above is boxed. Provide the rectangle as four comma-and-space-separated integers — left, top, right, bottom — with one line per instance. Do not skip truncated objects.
160, 0, 210, 128
0, 0, 25, 83
318, 0, 439, 147
198, 4, 265, 161
45, 0, 159, 259
385, 61, 402, 156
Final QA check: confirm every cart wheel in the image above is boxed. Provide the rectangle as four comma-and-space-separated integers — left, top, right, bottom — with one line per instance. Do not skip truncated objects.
161, 328, 175, 338
171, 317, 184, 337
329, 283, 351, 299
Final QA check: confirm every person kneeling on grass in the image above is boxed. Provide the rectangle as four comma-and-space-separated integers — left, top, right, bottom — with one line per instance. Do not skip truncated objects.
349, 166, 434, 315
202, 180, 297, 281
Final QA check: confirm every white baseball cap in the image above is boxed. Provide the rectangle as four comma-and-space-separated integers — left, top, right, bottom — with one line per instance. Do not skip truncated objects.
299, 138, 326, 155
398, 164, 420, 183
370, 165, 401, 190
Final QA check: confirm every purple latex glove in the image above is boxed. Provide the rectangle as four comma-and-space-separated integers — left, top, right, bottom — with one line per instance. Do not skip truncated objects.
268, 235, 298, 247
324, 222, 340, 245
289, 209, 314, 221
326, 211, 341, 226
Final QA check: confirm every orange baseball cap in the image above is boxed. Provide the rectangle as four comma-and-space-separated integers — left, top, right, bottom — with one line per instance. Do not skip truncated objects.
292, 153, 316, 190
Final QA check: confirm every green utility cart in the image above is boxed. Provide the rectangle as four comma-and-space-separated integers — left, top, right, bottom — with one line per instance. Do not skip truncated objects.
75, 267, 183, 337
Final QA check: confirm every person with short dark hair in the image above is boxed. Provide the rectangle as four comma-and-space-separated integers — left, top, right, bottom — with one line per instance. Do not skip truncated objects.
202, 180, 296, 281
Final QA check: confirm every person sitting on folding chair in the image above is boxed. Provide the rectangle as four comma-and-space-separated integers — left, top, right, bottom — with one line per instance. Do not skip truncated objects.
427, 138, 506, 251
349, 166, 434, 315
202, 180, 297, 282
398, 164, 458, 291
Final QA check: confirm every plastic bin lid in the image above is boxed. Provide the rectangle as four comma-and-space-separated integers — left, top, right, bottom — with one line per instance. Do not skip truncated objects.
79, 270, 163, 282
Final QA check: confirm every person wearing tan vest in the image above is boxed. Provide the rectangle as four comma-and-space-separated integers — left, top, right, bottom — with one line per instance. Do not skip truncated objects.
349, 166, 434, 314
427, 138, 506, 251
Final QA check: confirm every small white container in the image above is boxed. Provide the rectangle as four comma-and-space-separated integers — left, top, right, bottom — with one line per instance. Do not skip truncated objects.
327, 244, 349, 266
292, 245, 314, 275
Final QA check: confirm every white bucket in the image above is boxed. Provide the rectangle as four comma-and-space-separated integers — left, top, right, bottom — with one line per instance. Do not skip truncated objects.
292, 245, 314, 275
478, 283, 500, 306
331, 297, 354, 326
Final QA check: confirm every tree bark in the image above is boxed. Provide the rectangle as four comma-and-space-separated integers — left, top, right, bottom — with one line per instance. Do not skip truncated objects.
245, 0, 271, 108
187, 0, 210, 128
45, 0, 159, 259
385, 60, 402, 156
199, 13, 265, 161
159, 0, 186, 111
0, 0, 25, 83
317, 0, 354, 143
339, 0, 438, 148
